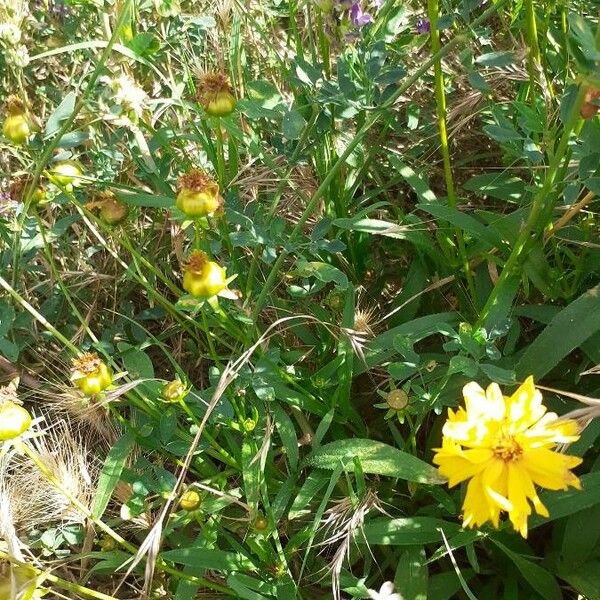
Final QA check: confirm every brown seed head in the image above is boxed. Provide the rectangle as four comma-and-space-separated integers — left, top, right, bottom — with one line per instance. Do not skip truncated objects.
5, 95, 26, 116
177, 169, 216, 193
196, 72, 233, 105
71, 352, 103, 375
183, 250, 209, 274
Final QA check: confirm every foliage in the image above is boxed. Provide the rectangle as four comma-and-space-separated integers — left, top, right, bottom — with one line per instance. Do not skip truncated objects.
0, 0, 600, 598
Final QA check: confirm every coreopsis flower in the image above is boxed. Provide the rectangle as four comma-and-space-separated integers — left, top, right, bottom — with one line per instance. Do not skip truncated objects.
196, 71, 236, 117
182, 250, 228, 298
176, 169, 222, 218
71, 352, 113, 396
433, 377, 582, 538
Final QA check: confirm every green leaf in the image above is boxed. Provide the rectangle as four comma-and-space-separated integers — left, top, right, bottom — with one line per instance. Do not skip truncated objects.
0, 337, 19, 362
303, 439, 445, 484
531, 472, 600, 528
333, 217, 431, 248
296, 260, 348, 289
282, 109, 306, 140
115, 190, 173, 208
389, 155, 437, 203
516, 283, 600, 379
475, 51, 517, 67
463, 173, 525, 202
92, 433, 135, 519
119, 345, 155, 379
364, 517, 459, 545
428, 570, 475, 600
273, 403, 299, 471
44, 92, 76, 138
559, 560, 600, 600
161, 547, 255, 571
560, 505, 600, 569
288, 470, 330, 520
395, 546, 428, 600
416, 203, 503, 247
492, 540, 562, 600
0, 300, 15, 337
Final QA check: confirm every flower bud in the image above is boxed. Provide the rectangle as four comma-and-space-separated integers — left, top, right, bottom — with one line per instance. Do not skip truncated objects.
182, 250, 227, 298
161, 379, 188, 403
197, 72, 237, 118
179, 489, 201, 511
71, 352, 113, 396
3, 96, 30, 144
0, 400, 32, 440
49, 160, 84, 188
387, 389, 408, 410
176, 169, 222, 217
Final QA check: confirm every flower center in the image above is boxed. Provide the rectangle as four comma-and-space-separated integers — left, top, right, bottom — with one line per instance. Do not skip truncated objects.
492, 435, 523, 462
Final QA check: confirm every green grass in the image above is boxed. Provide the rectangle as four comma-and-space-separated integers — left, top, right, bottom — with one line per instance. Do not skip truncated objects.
0, 0, 600, 598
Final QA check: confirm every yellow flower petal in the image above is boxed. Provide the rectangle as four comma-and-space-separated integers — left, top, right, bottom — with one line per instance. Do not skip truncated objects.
522, 448, 582, 490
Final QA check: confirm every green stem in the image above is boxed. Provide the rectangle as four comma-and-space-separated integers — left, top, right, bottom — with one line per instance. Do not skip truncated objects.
35, 213, 99, 344
0, 274, 78, 353
524, 0, 542, 101
11, 0, 134, 288
214, 117, 226, 186
251, 0, 510, 323
0, 551, 118, 600
427, 0, 477, 307
476, 83, 588, 327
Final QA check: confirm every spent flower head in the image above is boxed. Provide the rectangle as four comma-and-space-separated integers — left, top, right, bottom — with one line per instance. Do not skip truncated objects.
433, 376, 582, 537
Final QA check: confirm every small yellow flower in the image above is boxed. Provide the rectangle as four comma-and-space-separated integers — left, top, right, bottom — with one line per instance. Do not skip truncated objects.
433, 376, 582, 538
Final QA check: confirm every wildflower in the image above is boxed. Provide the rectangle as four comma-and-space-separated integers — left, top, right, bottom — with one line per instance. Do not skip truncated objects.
176, 169, 222, 218
415, 18, 430, 34
368, 581, 403, 600
0, 379, 32, 441
161, 379, 188, 403
350, 2, 373, 26
85, 190, 129, 225
71, 352, 113, 396
101, 72, 148, 125
0, 22, 20, 45
3, 95, 30, 145
433, 376, 582, 537
196, 71, 237, 118
179, 489, 201, 512
182, 250, 228, 299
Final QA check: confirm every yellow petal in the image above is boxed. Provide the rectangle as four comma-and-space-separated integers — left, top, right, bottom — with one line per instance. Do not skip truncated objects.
522, 448, 582, 490
463, 473, 499, 529
506, 376, 546, 430
507, 463, 536, 537
485, 382, 506, 420
482, 460, 511, 516
433, 446, 493, 487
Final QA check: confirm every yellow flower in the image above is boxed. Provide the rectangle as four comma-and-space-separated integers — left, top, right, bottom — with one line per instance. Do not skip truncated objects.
433, 376, 582, 538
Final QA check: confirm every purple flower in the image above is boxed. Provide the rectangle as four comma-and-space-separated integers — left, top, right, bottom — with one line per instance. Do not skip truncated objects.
416, 18, 431, 34
350, 2, 373, 26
